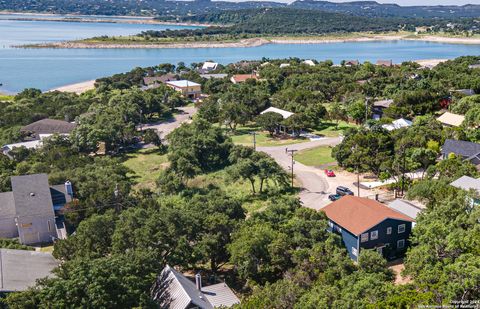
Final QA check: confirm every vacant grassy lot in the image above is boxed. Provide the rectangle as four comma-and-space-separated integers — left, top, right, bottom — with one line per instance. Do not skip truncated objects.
123, 148, 168, 189
313, 121, 357, 137
226, 125, 307, 147
294, 145, 336, 167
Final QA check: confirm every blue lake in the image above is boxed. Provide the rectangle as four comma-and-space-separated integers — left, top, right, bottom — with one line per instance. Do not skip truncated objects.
1, 16, 479, 93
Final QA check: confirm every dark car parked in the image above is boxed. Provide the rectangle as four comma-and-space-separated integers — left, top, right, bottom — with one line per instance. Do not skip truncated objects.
336, 186, 354, 196
328, 194, 342, 201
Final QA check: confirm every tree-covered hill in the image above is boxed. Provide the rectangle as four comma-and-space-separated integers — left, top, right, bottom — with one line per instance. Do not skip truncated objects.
1, 0, 480, 20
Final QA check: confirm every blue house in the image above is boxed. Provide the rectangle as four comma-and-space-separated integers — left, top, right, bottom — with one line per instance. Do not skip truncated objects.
322, 196, 414, 261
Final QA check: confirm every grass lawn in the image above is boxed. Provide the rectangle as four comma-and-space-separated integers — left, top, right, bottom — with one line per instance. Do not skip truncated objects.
226, 124, 307, 147
294, 145, 336, 167
0, 94, 14, 101
122, 148, 168, 189
190, 169, 296, 214
312, 121, 358, 137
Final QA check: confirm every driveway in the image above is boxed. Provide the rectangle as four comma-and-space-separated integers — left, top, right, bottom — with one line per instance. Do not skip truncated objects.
139, 106, 197, 139
258, 137, 374, 210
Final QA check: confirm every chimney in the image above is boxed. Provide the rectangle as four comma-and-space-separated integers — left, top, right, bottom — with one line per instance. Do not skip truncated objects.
65, 180, 73, 197
195, 273, 202, 291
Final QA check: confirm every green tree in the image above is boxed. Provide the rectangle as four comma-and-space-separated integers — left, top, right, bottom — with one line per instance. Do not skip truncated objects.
256, 112, 284, 136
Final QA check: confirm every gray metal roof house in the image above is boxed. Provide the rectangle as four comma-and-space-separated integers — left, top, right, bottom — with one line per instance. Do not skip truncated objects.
441, 139, 480, 166
151, 265, 240, 309
0, 174, 72, 245
0, 249, 58, 292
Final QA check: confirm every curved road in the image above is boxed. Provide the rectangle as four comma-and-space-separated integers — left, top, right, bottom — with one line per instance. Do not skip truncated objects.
258, 137, 343, 210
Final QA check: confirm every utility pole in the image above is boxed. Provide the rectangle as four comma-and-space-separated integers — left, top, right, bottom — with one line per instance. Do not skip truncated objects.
114, 183, 121, 214
286, 148, 298, 188
250, 131, 257, 151
351, 145, 360, 197
365, 97, 370, 125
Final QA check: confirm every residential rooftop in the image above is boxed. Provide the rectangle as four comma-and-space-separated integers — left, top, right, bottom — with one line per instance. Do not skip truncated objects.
322, 196, 414, 235
166, 80, 201, 88
0, 249, 58, 292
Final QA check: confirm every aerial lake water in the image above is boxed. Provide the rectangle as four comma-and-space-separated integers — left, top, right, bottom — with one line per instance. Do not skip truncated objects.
1, 15, 479, 93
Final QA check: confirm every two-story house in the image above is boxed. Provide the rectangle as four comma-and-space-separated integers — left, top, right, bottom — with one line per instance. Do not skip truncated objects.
0, 174, 72, 245
322, 196, 414, 261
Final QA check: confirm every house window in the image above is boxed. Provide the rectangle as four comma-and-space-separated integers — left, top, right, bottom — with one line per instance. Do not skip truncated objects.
352, 247, 358, 257
370, 230, 378, 240
397, 239, 405, 249
387, 227, 392, 235
361, 233, 369, 242
398, 224, 406, 233
328, 221, 333, 228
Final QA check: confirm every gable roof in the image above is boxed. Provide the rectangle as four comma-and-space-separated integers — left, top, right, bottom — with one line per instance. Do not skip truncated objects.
166, 80, 201, 88
202, 283, 240, 308
450, 176, 480, 193
322, 196, 414, 235
155, 265, 239, 309
0, 192, 15, 218
0, 249, 57, 292
441, 139, 480, 158
20, 119, 76, 135
143, 74, 177, 85
382, 118, 412, 131
230, 74, 258, 83
201, 62, 218, 71
373, 99, 394, 108
437, 112, 465, 127
11, 174, 55, 217
260, 107, 294, 119
377, 60, 393, 66
388, 199, 423, 220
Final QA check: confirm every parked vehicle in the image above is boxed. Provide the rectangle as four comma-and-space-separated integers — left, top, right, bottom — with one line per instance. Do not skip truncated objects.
328, 194, 342, 201
324, 169, 336, 177
336, 186, 354, 196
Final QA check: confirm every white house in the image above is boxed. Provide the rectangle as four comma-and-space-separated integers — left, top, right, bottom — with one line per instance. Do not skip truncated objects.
260, 107, 294, 119
302, 60, 315, 66
201, 62, 218, 72
382, 118, 412, 131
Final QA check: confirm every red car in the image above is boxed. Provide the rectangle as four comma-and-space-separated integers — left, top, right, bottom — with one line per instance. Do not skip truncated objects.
324, 169, 336, 177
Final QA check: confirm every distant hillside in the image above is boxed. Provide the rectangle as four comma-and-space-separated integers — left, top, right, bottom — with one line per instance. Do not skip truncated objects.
1, 0, 480, 20
161, 8, 415, 34
290, 1, 480, 18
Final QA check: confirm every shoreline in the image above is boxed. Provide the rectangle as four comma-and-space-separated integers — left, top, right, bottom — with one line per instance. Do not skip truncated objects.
18, 34, 480, 49
49, 80, 96, 94
0, 11, 211, 27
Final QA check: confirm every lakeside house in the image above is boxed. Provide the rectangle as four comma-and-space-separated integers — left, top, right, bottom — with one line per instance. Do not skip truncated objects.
260, 107, 295, 134
372, 99, 394, 120
2, 119, 76, 156
151, 265, 240, 309
376, 60, 393, 67
198, 61, 219, 74
437, 111, 465, 127
143, 74, 178, 87
441, 139, 480, 168
166, 80, 202, 99
0, 249, 58, 293
230, 74, 258, 84
322, 196, 413, 261
345, 60, 360, 66
279, 63, 291, 68
20, 118, 76, 140
0, 174, 72, 244
381, 118, 412, 131
302, 60, 315, 66
468, 64, 480, 69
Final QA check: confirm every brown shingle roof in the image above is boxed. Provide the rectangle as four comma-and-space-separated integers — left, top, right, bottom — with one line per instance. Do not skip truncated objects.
20, 119, 76, 135
231, 74, 258, 83
322, 196, 413, 235
143, 73, 177, 85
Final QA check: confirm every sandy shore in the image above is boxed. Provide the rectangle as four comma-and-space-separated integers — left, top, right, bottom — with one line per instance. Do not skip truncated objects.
414, 59, 449, 68
19, 34, 480, 49
50, 80, 95, 94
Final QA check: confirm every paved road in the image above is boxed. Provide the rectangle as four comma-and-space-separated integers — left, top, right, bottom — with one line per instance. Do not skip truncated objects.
258, 137, 374, 210
140, 106, 197, 139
